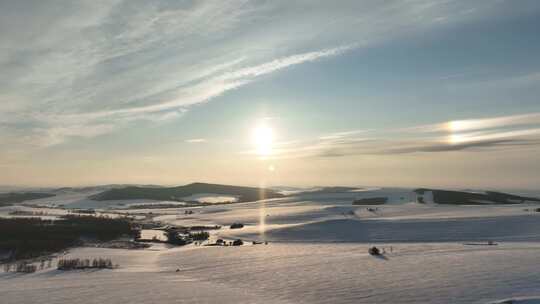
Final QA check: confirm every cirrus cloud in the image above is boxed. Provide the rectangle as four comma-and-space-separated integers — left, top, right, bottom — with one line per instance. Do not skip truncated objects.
0, 0, 523, 148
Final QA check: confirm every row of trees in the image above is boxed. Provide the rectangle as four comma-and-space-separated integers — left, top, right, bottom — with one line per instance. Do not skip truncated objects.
190, 231, 210, 241
8, 210, 49, 216
163, 230, 210, 245
3, 261, 39, 273
2, 257, 118, 273
165, 230, 190, 245
57, 258, 116, 270
0, 216, 136, 260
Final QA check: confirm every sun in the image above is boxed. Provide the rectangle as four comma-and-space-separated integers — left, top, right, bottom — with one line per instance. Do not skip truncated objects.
253, 125, 273, 156
254, 126, 273, 145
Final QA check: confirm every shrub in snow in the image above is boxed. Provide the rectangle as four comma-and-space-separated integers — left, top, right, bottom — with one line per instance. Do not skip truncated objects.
190, 231, 210, 241
230, 223, 244, 229
368, 247, 381, 255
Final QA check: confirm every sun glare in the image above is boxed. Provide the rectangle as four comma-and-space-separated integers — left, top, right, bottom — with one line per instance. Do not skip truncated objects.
447, 120, 476, 144
253, 125, 274, 156
448, 133, 465, 144
448, 120, 467, 132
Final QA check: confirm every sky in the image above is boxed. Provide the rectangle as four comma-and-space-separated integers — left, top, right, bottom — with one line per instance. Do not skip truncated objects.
1, 0, 540, 190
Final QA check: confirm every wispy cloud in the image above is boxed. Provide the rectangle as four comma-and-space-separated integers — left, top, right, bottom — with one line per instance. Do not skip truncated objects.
76, 44, 356, 118
185, 138, 207, 144
0, 0, 522, 148
247, 113, 540, 159
26, 44, 354, 146
318, 130, 370, 140
447, 71, 540, 91
36, 124, 116, 147
405, 112, 540, 134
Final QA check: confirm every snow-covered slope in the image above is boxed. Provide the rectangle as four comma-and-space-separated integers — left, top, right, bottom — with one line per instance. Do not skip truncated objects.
2, 187, 540, 303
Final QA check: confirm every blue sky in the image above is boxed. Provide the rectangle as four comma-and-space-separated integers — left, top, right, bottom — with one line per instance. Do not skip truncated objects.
1, 0, 540, 189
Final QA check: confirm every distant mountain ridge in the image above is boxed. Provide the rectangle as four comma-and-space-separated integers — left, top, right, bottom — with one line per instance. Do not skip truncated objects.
90, 182, 284, 202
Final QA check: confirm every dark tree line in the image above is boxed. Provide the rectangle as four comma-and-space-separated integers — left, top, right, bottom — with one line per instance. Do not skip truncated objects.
165, 230, 190, 245
0, 192, 56, 207
162, 230, 209, 245
57, 258, 115, 270
0, 216, 137, 260
189, 231, 210, 241
3, 261, 38, 273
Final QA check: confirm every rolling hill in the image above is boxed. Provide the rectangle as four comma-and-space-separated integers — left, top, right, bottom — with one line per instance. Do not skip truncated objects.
415, 188, 540, 205
90, 182, 284, 202
0, 192, 56, 207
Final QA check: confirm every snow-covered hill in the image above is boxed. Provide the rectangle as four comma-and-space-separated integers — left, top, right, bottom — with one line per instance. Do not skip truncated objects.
2, 187, 540, 303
